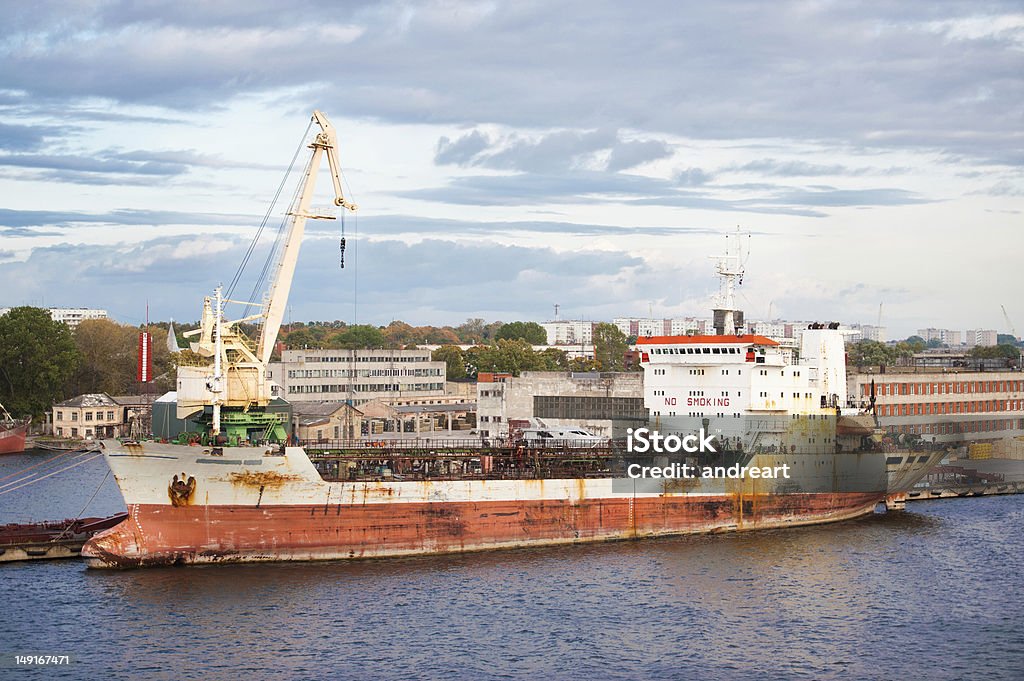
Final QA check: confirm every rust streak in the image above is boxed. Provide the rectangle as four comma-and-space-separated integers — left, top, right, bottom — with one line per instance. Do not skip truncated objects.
228, 471, 303, 488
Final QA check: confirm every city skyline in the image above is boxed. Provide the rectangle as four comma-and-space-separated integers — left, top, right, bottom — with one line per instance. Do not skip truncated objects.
0, 2, 1021, 337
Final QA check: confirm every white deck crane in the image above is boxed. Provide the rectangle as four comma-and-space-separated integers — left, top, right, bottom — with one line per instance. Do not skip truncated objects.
258, 110, 357, 366
176, 111, 357, 438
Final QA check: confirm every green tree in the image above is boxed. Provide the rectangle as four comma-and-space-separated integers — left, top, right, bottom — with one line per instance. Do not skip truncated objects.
893, 341, 921, 357
969, 344, 1021, 360
330, 325, 385, 349
493, 339, 544, 375
465, 344, 499, 377
455, 318, 487, 343
537, 347, 569, 371
847, 340, 896, 367
69, 320, 176, 396
420, 326, 461, 345
281, 327, 320, 348
382, 321, 423, 347
69, 318, 138, 395
464, 340, 546, 377
569, 356, 598, 372
901, 337, 926, 354
0, 307, 80, 417
593, 322, 629, 371
432, 345, 467, 380
495, 321, 548, 344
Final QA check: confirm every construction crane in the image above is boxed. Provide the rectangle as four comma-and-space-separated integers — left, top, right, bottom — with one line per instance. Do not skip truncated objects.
1002, 304, 1017, 341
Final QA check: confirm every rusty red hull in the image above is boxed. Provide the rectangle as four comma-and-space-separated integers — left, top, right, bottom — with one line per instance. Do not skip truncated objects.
0, 420, 29, 454
84, 492, 881, 568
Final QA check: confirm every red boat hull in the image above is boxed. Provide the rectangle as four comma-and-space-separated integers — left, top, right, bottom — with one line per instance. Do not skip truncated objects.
83, 492, 881, 568
0, 421, 29, 455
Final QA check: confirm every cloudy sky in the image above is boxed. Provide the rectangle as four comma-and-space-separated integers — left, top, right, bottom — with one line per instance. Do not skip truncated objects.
0, 1, 1021, 337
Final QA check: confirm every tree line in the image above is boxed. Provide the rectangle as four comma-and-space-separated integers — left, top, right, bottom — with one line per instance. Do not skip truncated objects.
276, 318, 549, 349
847, 338, 1021, 368
0, 309, 637, 418
431, 323, 634, 379
0, 307, 177, 418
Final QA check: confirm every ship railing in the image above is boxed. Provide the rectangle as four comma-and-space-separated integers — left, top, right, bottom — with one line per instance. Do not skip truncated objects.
300, 438, 620, 452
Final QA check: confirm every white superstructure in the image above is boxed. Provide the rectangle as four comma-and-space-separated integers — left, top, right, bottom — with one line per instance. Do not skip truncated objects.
638, 329, 846, 420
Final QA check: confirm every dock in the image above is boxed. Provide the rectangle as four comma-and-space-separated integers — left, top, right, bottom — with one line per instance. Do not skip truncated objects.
906, 481, 1024, 501
905, 458, 1024, 502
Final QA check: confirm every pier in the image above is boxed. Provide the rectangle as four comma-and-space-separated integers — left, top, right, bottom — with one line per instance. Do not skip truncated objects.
905, 459, 1024, 502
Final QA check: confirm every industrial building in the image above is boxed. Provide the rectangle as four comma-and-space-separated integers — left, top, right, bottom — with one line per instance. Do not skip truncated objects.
847, 369, 1024, 444
268, 348, 446, 405
476, 371, 646, 440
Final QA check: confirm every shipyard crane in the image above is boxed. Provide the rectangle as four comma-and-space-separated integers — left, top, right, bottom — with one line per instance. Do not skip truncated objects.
258, 110, 357, 365
1002, 304, 1017, 341
177, 111, 357, 436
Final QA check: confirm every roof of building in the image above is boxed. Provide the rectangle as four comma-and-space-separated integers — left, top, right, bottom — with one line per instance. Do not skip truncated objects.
393, 402, 477, 414
111, 395, 158, 406
54, 393, 119, 408
298, 416, 332, 427
636, 334, 779, 347
292, 401, 363, 417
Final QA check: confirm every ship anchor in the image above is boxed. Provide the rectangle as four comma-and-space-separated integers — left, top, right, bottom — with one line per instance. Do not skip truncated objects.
168, 473, 196, 506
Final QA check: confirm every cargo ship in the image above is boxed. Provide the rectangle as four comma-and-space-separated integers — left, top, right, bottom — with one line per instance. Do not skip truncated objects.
0, 403, 30, 455
83, 111, 890, 568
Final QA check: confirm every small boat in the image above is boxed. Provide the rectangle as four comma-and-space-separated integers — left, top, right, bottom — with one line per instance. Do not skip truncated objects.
0, 402, 30, 455
32, 437, 101, 453
0, 513, 128, 562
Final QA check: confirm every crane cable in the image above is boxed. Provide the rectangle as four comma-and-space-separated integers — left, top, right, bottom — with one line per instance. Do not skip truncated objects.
244, 150, 314, 318
338, 162, 358, 323
226, 118, 314, 304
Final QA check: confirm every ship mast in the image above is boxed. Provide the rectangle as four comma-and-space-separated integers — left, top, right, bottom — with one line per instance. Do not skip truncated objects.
710, 226, 748, 335
256, 110, 357, 366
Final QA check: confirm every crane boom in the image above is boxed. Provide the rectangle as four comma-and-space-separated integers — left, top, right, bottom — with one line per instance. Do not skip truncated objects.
1002, 304, 1017, 339
257, 110, 357, 365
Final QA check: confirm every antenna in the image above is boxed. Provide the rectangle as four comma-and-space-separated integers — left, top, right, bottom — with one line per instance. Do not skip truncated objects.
877, 302, 883, 328
554, 303, 560, 321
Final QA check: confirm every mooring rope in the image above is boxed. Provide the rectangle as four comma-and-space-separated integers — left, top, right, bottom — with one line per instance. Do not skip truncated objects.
0, 448, 80, 483
51, 467, 114, 542
0, 453, 104, 497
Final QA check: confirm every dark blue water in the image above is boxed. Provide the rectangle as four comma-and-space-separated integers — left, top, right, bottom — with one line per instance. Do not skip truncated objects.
1, 450, 1022, 680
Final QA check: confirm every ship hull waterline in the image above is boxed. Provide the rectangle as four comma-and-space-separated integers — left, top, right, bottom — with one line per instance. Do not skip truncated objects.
84, 493, 884, 568
82, 440, 888, 569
